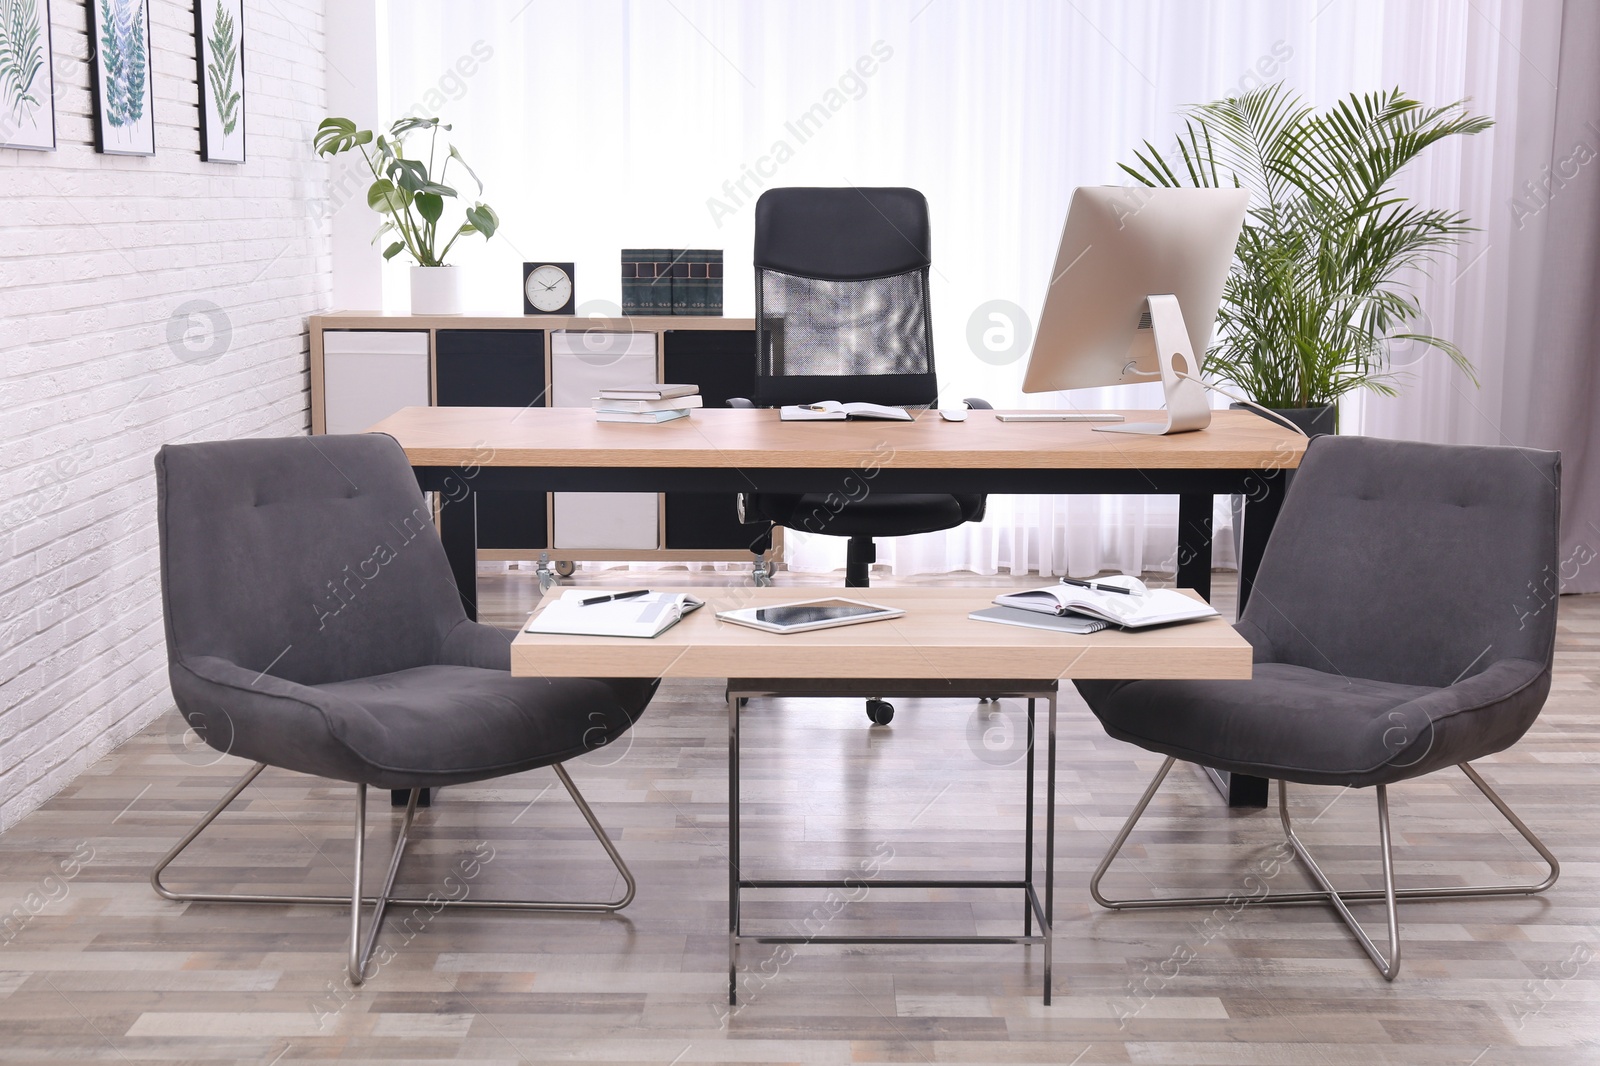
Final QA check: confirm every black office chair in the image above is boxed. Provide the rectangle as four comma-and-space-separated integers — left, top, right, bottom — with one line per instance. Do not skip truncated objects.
731, 187, 990, 723
151, 434, 658, 983
1077, 435, 1561, 979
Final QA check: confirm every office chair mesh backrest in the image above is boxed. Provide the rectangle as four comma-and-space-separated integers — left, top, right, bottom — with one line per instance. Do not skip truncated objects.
1238, 435, 1561, 690
753, 187, 939, 409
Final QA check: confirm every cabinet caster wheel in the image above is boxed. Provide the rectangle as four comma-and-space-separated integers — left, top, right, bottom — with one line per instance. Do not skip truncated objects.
865, 698, 894, 725
554, 560, 575, 577
537, 568, 559, 592
752, 559, 773, 587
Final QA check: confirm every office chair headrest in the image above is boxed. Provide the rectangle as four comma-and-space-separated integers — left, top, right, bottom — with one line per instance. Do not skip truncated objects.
754, 187, 931, 280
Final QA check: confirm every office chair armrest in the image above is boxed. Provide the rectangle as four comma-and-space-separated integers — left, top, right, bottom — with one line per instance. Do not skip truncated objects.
440, 618, 515, 670
727, 397, 756, 409
963, 397, 994, 409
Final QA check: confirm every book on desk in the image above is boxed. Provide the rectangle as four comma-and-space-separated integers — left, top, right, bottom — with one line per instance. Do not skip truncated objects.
972, 578, 1219, 631
780, 400, 911, 422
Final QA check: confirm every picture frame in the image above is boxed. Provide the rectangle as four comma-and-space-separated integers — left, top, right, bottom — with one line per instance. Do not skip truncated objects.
87, 0, 154, 155
194, 0, 243, 163
0, 0, 57, 151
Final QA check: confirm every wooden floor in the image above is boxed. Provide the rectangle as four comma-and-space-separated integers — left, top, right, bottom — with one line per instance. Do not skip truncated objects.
1, 566, 1596, 1064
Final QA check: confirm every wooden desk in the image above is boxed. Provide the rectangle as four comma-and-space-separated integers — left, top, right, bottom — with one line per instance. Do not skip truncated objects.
372, 404, 1301, 806
371, 404, 1302, 597
512, 586, 1253, 1005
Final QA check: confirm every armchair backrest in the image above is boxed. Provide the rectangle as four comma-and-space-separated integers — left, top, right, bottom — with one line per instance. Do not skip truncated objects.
1240, 434, 1561, 688
155, 434, 467, 686
752, 186, 938, 409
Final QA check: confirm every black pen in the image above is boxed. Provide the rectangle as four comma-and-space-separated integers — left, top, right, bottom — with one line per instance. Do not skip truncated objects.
579, 589, 651, 606
1060, 577, 1133, 595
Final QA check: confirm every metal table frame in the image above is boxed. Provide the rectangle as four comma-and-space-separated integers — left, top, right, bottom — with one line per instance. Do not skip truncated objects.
724, 678, 1060, 1005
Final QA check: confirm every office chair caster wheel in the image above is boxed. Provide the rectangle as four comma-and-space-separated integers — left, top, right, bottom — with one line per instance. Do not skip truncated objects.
554, 560, 575, 578
865, 698, 894, 725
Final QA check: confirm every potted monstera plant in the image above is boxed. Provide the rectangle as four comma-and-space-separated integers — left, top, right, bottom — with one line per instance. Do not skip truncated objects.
1121, 83, 1490, 434
314, 116, 499, 314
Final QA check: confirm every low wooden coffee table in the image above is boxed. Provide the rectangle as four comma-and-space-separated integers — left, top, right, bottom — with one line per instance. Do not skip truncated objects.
512, 586, 1252, 1004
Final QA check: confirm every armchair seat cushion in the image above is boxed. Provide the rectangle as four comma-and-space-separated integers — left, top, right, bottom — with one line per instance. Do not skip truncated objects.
1076, 657, 1550, 788
749, 491, 984, 538
172, 656, 656, 791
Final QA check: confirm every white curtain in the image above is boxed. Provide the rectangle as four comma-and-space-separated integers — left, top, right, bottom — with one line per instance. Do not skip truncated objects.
378, 0, 1556, 579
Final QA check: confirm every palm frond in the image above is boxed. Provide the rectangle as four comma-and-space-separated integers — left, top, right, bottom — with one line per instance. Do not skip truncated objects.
1116, 81, 1489, 405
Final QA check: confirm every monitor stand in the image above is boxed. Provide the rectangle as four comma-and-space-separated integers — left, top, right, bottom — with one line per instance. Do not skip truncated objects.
1095, 294, 1212, 435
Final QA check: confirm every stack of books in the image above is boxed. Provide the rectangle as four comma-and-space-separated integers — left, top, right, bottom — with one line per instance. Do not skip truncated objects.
592, 384, 703, 424
620, 250, 723, 316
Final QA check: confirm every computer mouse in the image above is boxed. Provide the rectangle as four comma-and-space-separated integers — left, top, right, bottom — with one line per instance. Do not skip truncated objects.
938, 405, 968, 422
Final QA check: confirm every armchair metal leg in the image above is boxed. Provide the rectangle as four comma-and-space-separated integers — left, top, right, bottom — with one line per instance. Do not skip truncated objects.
152, 761, 637, 984
1090, 756, 1559, 980
1280, 780, 1400, 979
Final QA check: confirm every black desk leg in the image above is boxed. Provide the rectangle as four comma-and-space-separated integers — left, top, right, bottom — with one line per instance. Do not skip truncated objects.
1237, 469, 1287, 615
439, 488, 479, 622
1175, 494, 1266, 807
1175, 494, 1213, 602
1205, 469, 1291, 811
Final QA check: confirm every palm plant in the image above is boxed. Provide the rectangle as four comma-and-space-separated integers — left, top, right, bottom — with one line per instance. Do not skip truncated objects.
1121, 84, 1491, 409
314, 115, 498, 267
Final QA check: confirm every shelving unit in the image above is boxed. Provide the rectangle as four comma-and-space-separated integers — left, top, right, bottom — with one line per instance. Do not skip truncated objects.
308, 312, 779, 585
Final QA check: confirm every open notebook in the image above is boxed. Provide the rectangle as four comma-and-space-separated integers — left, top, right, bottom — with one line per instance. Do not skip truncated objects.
779, 401, 912, 422
992, 576, 1218, 630
524, 590, 705, 638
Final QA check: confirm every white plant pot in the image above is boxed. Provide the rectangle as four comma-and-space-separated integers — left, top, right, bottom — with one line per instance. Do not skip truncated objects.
410, 266, 463, 315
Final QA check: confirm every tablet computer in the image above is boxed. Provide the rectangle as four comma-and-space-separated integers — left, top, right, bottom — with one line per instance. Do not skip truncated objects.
716, 597, 904, 634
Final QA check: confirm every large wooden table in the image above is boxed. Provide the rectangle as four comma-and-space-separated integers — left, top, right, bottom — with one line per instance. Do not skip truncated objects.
370, 404, 1303, 806
511, 585, 1253, 1005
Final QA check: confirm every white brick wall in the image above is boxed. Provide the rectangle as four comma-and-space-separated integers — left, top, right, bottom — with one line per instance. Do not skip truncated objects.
0, 0, 330, 829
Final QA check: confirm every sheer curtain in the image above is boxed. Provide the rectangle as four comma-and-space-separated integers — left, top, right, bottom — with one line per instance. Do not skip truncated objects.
378, 0, 1557, 579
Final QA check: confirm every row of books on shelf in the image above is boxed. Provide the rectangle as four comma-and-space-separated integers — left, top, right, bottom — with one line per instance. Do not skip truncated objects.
593, 383, 702, 423
621, 249, 723, 316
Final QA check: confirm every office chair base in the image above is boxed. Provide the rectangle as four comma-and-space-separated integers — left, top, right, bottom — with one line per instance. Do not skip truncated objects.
152, 760, 637, 985
1090, 757, 1559, 981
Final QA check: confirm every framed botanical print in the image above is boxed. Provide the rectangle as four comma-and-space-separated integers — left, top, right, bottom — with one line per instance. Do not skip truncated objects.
194, 0, 243, 163
0, 0, 56, 150
87, 0, 154, 155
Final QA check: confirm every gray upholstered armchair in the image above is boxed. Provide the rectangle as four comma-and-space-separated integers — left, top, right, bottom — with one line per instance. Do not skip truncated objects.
152, 434, 657, 982
1077, 434, 1561, 979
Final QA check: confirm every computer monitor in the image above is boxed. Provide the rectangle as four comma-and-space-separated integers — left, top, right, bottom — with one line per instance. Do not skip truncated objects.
1021, 186, 1249, 434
